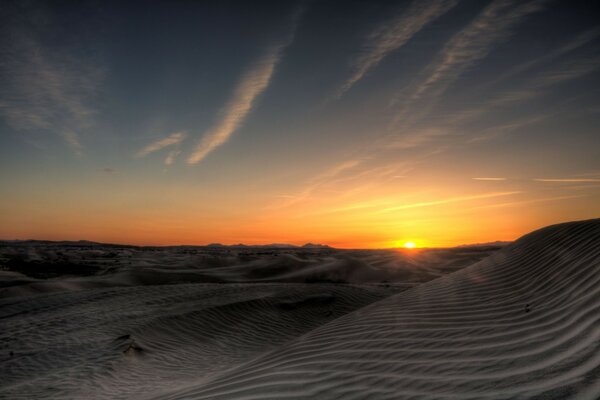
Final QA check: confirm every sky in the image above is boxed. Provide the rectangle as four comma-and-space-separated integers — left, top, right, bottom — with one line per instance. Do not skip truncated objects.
1, 0, 599, 248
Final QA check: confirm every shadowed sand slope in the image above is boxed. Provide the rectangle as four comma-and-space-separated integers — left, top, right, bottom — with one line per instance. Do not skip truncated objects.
0, 284, 400, 399
159, 219, 600, 399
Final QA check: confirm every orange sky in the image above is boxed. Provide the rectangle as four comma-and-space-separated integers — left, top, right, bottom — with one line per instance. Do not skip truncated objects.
1, 1, 600, 248
2, 169, 598, 248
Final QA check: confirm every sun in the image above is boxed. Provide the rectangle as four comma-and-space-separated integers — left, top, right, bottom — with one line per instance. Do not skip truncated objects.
403, 241, 416, 249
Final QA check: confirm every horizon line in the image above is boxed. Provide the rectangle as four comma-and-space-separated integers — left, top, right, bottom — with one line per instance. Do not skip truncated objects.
0, 237, 513, 250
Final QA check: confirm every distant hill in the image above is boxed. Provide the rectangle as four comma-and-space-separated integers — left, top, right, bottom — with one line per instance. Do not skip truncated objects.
0, 239, 331, 250
301, 243, 331, 249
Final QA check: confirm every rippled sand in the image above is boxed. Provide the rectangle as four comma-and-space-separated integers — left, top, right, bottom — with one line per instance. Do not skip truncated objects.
0, 283, 402, 399
3, 220, 599, 399
160, 219, 600, 399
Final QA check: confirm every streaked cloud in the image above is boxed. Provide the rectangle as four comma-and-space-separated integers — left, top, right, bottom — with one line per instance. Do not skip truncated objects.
394, 0, 546, 126
473, 194, 585, 209
480, 27, 600, 90
474, 177, 600, 183
486, 56, 600, 110
187, 11, 301, 165
0, 22, 103, 155
379, 191, 521, 212
387, 128, 449, 150
390, 39, 599, 152
533, 178, 600, 183
60, 131, 83, 157
267, 159, 365, 209
136, 131, 187, 158
466, 114, 550, 143
416, 0, 545, 99
448, 56, 600, 132
337, 0, 458, 97
164, 149, 181, 166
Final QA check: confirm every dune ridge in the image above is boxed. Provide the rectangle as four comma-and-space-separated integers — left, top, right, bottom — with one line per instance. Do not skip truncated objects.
158, 219, 600, 399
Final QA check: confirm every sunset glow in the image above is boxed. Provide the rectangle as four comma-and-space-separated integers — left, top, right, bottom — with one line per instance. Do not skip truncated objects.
1, 1, 599, 248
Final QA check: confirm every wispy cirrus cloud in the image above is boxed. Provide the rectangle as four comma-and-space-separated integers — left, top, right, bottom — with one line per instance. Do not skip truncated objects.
337, 0, 458, 98
187, 10, 302, 165
0, 15, 103, 156
445, 30, 600, 129
533, 178, 600, 183
136, 131, 187, 161
268, 159, 365, 209
393, 0, 547, 126
186, 49, 282, 164
472, 194, 585, 209
60, 131, 84, 157
380, 1, 599, 156
164, 149, 181, 166
379, 191, 521, 213
477, 55, 600, 112
342, 0, 549, 162
480, 27, 600, 91
472, 177, 600, 183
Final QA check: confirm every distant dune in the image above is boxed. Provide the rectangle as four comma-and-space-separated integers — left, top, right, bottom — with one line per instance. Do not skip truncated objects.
156, 219, 600, 399
0, 242, 501, 297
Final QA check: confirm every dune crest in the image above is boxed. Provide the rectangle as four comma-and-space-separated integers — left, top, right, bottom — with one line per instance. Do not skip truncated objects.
159, 219, 600, 399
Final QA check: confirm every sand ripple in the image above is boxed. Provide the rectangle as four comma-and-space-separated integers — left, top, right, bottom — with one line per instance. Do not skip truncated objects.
0, 284, 399, 399
160, 219, 600, 399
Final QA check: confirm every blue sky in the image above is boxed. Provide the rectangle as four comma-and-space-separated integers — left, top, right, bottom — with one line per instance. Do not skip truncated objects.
1, 0, 599, 247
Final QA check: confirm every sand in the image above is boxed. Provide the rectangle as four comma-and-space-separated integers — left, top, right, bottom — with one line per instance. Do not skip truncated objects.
157, 219, 600, 399
2, 219, 599, 399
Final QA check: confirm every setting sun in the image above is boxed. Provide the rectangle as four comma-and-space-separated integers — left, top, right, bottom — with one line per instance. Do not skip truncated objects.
404, 241, 416, 249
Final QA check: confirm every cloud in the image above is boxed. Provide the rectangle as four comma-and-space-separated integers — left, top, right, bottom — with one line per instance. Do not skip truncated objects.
164, 149, 181, 166
478, 27, 600, 91
337, 0, 458, 97
379, 191, 521, 212
475, 177, 600, 183
101, 167, 117, 175
472, 194, 585, 209
187, 10, 302, 165
60, 131, 83, 157
0, 16, 103, 155
447, 54, 600, 131
387, 128, 449, 150
393, 0, 546, 126
267, 159, 365, 209
533, 178, 600, 183
416, 0, 545, 100
472, 55, 600, 114
186, 51, 281, 164
136, 131, 187, 158
384, 3, 599, 152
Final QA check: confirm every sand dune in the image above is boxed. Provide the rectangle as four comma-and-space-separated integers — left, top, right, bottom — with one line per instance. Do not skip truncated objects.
0, 283, 402, 399
2, 220, 598, 399
157, 219, 600, 399
0, 243, 500, 297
